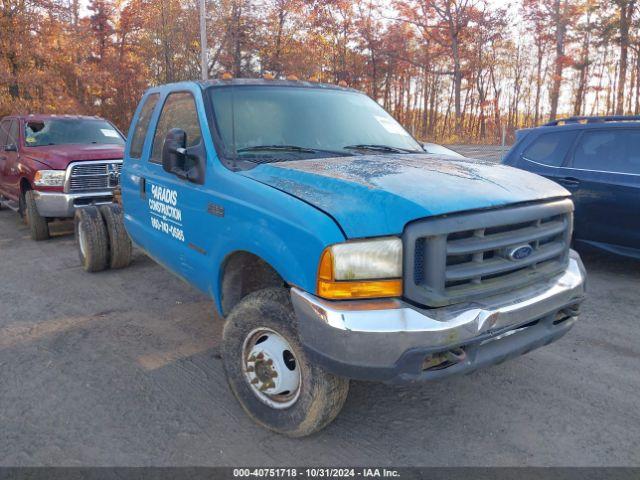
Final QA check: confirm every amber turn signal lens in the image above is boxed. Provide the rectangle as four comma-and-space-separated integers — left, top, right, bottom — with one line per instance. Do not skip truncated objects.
317, 249, 403, 300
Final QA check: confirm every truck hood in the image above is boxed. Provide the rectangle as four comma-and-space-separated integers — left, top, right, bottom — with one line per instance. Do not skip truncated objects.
241, 154, 570, 238
23, 144, 124, 170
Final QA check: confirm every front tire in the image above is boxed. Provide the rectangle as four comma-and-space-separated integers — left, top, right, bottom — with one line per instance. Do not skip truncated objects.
222, 288, 349, 437
24, 190, 50, 241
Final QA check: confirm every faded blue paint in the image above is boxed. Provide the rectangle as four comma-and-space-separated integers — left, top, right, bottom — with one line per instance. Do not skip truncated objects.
120, 80, 571, 311
121, 82, 345, 314
241, 154, 570, 238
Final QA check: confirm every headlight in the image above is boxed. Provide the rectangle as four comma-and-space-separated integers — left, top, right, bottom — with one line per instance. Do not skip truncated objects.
317, 237, 403, 299
34, 170, 65, 187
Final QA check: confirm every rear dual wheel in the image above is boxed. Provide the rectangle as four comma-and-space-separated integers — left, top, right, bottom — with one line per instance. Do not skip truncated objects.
99, 204, 132, 269
74, 204, 132, 272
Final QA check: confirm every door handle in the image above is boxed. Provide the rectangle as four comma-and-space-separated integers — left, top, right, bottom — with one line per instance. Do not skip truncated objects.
139, 176, 146, 199
558, 177, 580, 189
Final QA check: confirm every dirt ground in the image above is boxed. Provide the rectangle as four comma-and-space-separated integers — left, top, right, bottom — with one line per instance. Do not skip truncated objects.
0, 208, 639, 467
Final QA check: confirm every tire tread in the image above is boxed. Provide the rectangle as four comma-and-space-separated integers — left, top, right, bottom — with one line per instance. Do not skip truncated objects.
74, 206, 108, 272
222, 287, 349, 437
25, 190, 50, 241
99, 204, 132, 269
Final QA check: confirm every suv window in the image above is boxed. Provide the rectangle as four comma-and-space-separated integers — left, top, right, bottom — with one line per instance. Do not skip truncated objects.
522, 131, 576, 167
129, 93, 160, 159
573, 129, 640, 174
151, 92, 202, 163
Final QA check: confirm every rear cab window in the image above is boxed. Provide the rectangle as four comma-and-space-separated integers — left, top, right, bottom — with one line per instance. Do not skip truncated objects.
522, 131, 577, 167
129, 93, 160, 159
572, 129, 640, 174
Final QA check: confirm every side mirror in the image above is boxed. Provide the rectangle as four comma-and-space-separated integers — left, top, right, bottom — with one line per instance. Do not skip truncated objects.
4, 144, 17, 152
161, 128, 187, 174
161, 128, 206, 185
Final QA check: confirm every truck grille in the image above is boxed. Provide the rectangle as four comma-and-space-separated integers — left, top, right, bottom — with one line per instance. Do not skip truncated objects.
403, 199, 573, 307
66, 161, 122, 193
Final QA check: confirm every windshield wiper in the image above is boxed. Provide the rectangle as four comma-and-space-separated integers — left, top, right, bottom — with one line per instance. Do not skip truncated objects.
236, 145, 355, 162
237, 145, 318, 153
343, 144, 418, 153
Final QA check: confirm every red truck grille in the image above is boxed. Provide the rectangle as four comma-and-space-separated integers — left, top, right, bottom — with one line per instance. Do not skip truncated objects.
65, 160, 122, 193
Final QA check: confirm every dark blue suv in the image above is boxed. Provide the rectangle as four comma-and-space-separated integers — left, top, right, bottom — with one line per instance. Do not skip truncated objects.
503, 116, 640, 259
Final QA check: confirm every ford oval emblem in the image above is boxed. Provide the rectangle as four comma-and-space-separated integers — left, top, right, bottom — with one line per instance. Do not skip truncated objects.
508, 244, 534, 261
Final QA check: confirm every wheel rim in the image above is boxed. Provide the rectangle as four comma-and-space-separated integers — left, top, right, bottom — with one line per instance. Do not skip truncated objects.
242, 328, 301, 409
78, 222, 87, 259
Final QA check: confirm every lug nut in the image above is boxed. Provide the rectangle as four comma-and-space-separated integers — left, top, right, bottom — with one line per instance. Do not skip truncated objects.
251, 378, 259, 385
256, 352, 264, 360
246, 366, 254, 373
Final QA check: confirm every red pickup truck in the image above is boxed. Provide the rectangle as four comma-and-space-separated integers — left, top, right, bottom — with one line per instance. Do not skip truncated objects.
0, 114, 125, 240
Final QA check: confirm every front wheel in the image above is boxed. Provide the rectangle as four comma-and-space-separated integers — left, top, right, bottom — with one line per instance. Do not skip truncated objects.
24, 190, 50, 241
222, 288, 349, 437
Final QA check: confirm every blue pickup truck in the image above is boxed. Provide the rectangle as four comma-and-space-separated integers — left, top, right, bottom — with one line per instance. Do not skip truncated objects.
75, 79, 587, 437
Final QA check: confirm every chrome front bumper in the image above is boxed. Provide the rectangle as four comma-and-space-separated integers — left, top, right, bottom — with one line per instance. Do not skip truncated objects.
291, 251, 586, 383
33, 190, 115, 217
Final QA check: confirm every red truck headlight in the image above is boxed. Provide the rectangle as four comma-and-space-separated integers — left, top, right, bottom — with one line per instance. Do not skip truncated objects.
34, 170, 65, 187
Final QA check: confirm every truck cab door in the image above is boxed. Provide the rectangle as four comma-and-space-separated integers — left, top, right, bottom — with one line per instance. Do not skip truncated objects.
2, 119, 22, 200
0, 119, 10, 197
566, 128, 640, 251
0, 119, 20, 200
122, 88, 210, 279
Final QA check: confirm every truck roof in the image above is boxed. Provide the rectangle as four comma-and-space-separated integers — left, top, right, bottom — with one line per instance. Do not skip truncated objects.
198, 78, 360, 93
137, 77, 361, 94
3, 114, 107, 122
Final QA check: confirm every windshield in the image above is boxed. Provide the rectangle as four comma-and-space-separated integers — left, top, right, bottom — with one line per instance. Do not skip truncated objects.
24, 119, 124, 147
207, 86, 422, 162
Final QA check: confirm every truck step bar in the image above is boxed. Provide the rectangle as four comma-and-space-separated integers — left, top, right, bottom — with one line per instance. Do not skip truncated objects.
0, 197, 19, 212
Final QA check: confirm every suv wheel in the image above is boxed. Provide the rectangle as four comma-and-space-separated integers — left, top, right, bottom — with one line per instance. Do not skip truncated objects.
24, 190, 50, 241
222, 288, 349, 437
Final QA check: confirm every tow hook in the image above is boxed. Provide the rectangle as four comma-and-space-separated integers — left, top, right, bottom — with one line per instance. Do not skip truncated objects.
422, 347, 467, 371
554, 303, 581, 325
444, 347, 467, 363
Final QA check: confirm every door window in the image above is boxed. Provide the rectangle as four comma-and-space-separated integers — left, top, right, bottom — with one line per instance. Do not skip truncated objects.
129, 93, 160, 159
522, 131, 577, 167
7, 120, 19, 147
573, 129, 640, 174
0, 121, 9, 148
150, 92, 202, 164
